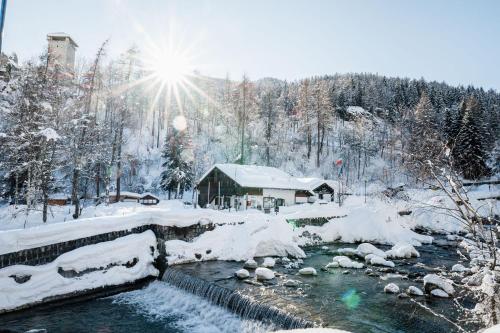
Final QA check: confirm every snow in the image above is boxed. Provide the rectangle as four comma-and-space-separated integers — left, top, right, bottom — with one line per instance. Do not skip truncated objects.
235, 269, 249, 279
365, 254, 395, 268
0, 200, 243, 255
451, 264, 467, 272
262, 257, 276, 268
430, 289, 449, 298
299, 196, 433, 246
255, 267, 274, 280
357, 243, 387, 258
298, 267, 317, 276
165, 217, 306, 264
423, 274, 455, 295
328, 256, 364, 269
0, 231, 158, 311
38, 128, 61, 141
385, 242, 420, 259
384, 283, 400, 293
407, 286, 424, 296
482, 324, 500, 333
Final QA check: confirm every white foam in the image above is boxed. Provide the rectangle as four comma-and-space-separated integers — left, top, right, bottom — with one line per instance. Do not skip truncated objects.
112, 281, 272, 333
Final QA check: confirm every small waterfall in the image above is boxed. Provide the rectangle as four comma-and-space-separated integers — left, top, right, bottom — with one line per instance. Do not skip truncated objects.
163, 268, 315, 330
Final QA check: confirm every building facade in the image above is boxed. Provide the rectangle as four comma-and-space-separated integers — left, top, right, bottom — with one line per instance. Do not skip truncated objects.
47, 33, 78, 73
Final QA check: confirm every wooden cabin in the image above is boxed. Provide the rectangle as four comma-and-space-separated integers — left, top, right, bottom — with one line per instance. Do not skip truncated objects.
196, 164, 314, 209
107, 191, 141, 203
139, 193, 160, 205
296, 178, 335, 202
47, 194, 71, 206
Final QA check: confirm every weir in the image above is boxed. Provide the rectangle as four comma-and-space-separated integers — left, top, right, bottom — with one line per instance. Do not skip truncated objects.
163, 268, 315, 330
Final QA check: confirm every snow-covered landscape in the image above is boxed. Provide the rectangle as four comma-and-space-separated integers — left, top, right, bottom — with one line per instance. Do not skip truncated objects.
0, 1, 499, 333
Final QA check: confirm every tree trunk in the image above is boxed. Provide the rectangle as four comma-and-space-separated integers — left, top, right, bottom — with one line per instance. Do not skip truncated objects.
72, 168, 80, 219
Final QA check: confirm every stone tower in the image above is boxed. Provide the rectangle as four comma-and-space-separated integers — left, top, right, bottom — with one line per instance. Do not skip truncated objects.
47, 32, 78, 73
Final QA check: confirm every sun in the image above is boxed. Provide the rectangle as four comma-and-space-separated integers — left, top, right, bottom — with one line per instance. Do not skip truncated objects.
147, 47, 193, 87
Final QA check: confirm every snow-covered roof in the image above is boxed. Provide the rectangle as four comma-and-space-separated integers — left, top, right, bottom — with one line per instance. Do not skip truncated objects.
296, 177, 336, 191
199, 164, 313, 191
140, 192, 159, 200
107, 191, 141, 198
47, 32, 78, 47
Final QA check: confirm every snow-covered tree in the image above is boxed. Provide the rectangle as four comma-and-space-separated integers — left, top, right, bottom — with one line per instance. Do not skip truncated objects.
160, 128, 194, 199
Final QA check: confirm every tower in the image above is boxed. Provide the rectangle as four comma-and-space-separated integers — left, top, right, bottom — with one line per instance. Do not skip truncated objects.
47, 32, 78, 73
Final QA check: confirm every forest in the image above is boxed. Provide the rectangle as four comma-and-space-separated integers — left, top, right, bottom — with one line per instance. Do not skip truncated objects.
0, 46, 498, 221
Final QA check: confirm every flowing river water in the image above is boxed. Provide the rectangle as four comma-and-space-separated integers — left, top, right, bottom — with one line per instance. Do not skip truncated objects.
0, 239, 479, 333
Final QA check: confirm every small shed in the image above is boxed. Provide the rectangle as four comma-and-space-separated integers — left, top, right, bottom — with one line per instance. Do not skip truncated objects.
107, 191, 141, 203
139, 193, 160, 206
48, 194, 71, 206
296, 178, 335, 202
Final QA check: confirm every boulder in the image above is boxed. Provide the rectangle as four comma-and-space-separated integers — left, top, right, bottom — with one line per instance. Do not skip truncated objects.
299, 267, 317, 276
365, 254, 395, 268
423, 274, 455, 295
407, 286, 424, 296
262, 257, 276, 268
235, 269, 250, 279
255, 267, 275, 280
385, 242, 420, 259
243, 259, 258, 269
283, 279, 301, 288
384, 283, 400, 294
357, 243, 387, 258
451, 264, 467, 272
331, 256, 364, 269
431, 289, 449, 298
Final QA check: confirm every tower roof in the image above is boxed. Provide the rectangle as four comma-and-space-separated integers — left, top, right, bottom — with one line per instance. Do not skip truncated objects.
47, 32, 78, 47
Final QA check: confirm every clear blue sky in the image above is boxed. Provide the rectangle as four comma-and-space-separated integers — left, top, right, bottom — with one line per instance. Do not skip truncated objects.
3, 0, 500, 90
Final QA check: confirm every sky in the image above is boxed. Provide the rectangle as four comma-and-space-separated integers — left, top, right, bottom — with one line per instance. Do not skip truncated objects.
3, 0, 500, 90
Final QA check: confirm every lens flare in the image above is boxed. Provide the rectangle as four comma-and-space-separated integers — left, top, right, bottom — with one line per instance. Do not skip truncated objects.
341, 289, 361, 310
173, 115, 187, 131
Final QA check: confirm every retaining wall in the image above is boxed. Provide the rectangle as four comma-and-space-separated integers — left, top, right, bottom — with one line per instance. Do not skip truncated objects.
0, 223, 213, 269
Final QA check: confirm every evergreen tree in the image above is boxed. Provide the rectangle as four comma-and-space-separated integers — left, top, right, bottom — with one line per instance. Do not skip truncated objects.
160, 129, 194, 199
453, 97, 490, 180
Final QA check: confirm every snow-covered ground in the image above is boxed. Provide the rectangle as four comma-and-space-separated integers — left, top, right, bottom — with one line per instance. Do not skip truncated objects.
0, 183, 497, 262
0, 230, 158, 312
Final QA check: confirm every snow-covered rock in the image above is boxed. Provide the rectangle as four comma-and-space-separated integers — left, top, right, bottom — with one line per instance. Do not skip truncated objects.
284, 279, 301, 287
451, 264, 467, 272
298, 267, 317, 276
385, 242, 420, 259
384, 283, 400, 293
365, 254, 395, 267
243, 259, 258, 269
235, 269, 250, 279
255, 267, 275, 280
329, 256, 364, 269
407, 286, 424, 296
423, 274, 455, 295
274, 328, 353, 333
262, 257, 276, 268
430, 289, 449, 298
357, 243, 387, 258
0, 231, 158, 311
336, 247, 359, 257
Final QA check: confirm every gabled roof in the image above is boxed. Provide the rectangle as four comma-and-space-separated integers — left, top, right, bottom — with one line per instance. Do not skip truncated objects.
47, 32, 78, 47
199, 164, 312, 191
296, 177, 336, 192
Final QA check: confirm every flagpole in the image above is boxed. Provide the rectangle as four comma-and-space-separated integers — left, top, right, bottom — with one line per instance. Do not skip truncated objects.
0, 0, 7, 54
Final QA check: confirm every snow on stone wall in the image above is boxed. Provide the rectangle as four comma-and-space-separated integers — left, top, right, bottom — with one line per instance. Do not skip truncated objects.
0, 231, 159, 312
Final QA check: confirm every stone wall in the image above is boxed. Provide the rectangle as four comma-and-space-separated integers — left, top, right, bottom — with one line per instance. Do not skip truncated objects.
0, 223, 214, 269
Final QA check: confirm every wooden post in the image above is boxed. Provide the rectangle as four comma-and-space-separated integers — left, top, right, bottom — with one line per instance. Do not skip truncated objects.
207, 181, 210, 209
218, 181, 221, 210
